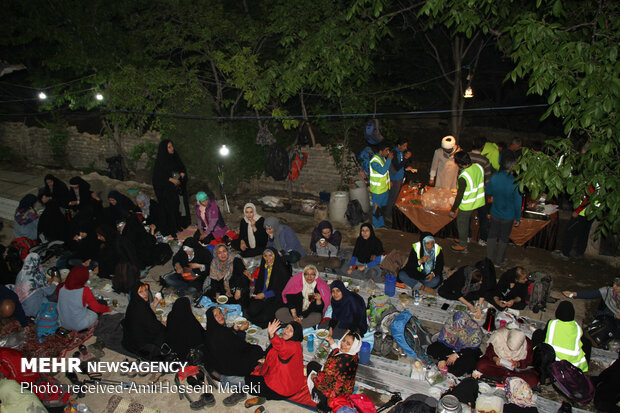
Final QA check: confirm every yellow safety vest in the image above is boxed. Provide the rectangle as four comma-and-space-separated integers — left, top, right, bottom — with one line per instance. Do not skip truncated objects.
481, 142, 500, 170
545, 319, 588, 372
458, 163, 485, 211
412, 243, 442, 272
369, 155, 390, 194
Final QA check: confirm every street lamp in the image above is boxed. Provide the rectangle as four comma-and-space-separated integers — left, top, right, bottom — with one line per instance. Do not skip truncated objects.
218, 144, 231, 213
38, 92, 47, 100
95, 93, 104, 101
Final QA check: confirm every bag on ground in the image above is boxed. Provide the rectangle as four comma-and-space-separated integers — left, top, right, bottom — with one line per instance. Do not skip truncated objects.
550, 359, 595, 404
527, 271, 552, 313
35, 302, 60, 341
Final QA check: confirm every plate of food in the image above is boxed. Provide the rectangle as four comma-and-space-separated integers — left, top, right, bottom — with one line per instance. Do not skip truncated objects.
234, 317, 247, 327
315, 329, 329, 340
246, 327, 258, 336
216, 295, 229, 304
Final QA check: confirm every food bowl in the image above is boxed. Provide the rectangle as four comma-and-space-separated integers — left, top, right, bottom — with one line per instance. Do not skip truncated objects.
217, 295, 229, 304
234, 317, 247, 326
315, 329, 329, 340
246, 327, 258, 335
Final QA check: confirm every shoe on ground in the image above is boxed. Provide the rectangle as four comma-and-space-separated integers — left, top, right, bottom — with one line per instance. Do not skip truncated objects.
245, 396, 266, 408
223, 392, 246, 407
450, 244, 468, 253
478, 239, 487, 246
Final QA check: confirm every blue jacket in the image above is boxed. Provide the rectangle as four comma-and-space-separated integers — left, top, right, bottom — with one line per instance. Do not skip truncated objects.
390, 148, 406, 181
486, 171, 522, 222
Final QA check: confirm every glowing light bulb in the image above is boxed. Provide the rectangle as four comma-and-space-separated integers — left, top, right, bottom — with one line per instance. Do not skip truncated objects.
219, 145, 230, 157
464, 86, 474, 98
38, 92, 47, 100
95, 93, 104, 101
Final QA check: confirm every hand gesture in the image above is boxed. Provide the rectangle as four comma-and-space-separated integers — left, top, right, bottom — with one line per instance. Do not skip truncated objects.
234, 290, 241, 300
347, 267, 354, 275
240, 240, 247, 251
424, 273, 435, 282
446, 353, 459, 366
419, 255, 430, 263
267, 319, 281, 338
387, 151, 394, 159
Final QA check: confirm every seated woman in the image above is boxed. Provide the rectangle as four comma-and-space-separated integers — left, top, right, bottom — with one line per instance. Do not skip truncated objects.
67, 176, 101, 224
475, 328, 539, 387
245, 247, 291, 328
165, 297, 205, 361
135, 192, 162, 235
399, 233, 444, 295
562, 277, 620, 338
427, 311, 483, 376
37, 191, 68, 243
57, 224, 100, 271
533, 301, 591, 372
245, 319, 305, 408
194, 191, 228, 244
438, 258, 496, 319
264, 217, 306, 264
203, 244, 249, 306
121, 282, 165, 360
298, 221, 342, 272
13, 194, 39, 241
163, 238, 212, 295
95, 224, 120, 279
322, 280, 368, 340
276, 265, 331, 329
14, 253, 59, 317
57, 266, 110, 331
231, 203, 267, 257
102, 190, 137, 226
344, 223, 384, 282
491, 267, 529, 311
307, 331, 361, 411
41, 174, 70, 207
204, 307, 265, 406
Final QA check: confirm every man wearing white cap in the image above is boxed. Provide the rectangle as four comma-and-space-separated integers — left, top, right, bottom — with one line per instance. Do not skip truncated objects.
429, 136, 460, 190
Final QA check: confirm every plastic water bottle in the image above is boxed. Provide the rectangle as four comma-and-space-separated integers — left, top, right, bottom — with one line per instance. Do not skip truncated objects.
307, 334, 314, 352
414, 290, 421, 305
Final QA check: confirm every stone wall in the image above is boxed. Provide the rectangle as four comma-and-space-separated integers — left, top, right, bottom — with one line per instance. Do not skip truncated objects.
239, 145, 351, 196
0, 122, 160, 171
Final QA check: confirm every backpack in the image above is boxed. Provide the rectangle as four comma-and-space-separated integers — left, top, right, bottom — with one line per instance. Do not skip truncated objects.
584, 317, 615, 349
345, 200, 365, 226
265, 143, 290, 181
367, 295, 398, 332
527, 271, 553, 313
357, 146, 375, 180
390, 310, 432, 360
379, 249, 405, 276
9, 237, 38, 260
550, 359, 595, 404
29, 240, 65, 264
533, 343, 556, 385
365, 118, 384, 145
35, 302, 60, 341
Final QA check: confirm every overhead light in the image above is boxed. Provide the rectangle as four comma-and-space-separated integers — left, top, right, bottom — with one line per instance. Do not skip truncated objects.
38, 92, 47, 100
95, 93, 104, 101
464, 86, 474, 98
219, 144, 230, 157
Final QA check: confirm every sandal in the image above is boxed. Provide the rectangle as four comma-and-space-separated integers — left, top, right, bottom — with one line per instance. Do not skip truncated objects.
244, 396, 266, 408
189, 393, 215, 410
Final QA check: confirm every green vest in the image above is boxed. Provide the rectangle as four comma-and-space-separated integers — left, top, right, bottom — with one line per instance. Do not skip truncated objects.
481, 142, 500, 170
369, 154, 390, 194
458, 163, 485, 211
412, 242, 442, 272
545, 319, 588, 372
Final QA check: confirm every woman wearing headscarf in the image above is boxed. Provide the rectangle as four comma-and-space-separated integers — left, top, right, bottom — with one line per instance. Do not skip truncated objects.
503, 377, 538, 413
298, 221, 342, 272
194, 191, 228, 244
152, 139, 190, 236
399, 232, 444, 295
427, 311, 483, 376
95, 224, 120, 279
323, 280, 368, 339
438, 258, 497, 319
56, 266, 110, 331
344, 223, 384, 282
41, 174, 70, 207
67, 177, 101, 224
163, 237, 212, 295
135, 192, 162, 235
264, 216, 306, 264
245, 247, 291, 328
37, 189, 68, 243
13, 194, 39, 241
244, 319, 306, 408
121, 282, 165, 360
165, 297, 205, 361
562, 277, 620, 338
476, 328, 539, 387
307, 331, 361, 411
14, 253, 59, 317
203, 244, 248, 305
102, 190, 137, 226
276, 265, 331, 329
231, 203, 267, 257
532, 301, 591, 372
491, 267, 530, 311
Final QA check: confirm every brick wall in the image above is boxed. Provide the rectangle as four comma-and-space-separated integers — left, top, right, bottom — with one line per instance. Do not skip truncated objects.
239, 145, 350, 195
0, 122, 160, 171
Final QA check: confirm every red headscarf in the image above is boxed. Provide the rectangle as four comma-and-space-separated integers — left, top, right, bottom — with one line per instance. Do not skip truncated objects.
64, 266, 90, 290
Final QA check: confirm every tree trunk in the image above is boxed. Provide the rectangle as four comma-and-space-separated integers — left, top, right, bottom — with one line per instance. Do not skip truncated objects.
450, 36, 464, 141
299, 90, 316, 146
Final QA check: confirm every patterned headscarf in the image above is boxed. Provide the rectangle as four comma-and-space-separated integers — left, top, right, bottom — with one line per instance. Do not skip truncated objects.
14, 253, 47, 302
136, 192, 151, 216
210, 244, 240, 295
505, 377, 536, 407
421, 235, 436, 275
437, 311, 483, 351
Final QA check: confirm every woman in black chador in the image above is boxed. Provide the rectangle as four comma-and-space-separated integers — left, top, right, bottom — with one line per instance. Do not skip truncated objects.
152, 140, 190, 236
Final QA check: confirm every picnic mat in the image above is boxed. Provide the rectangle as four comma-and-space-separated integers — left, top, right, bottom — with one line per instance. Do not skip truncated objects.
106, 395, 159, 413
0, 320, 95, 358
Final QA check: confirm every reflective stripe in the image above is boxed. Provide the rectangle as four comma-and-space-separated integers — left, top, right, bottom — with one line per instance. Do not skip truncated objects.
369, 155, 390, 194
459, 164, 485, 210
412, 243, 441, 272
548, 320, 582, 356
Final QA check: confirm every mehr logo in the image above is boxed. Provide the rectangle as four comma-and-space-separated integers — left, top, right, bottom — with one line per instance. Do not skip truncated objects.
21, 358, 189, 374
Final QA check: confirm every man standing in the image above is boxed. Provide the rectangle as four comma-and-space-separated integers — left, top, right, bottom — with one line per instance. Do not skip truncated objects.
369, 142, 393, 229
386, 138, 417, 222
429, 135, 460, 189
469, 137, 494, 246
449, 152, 485, 253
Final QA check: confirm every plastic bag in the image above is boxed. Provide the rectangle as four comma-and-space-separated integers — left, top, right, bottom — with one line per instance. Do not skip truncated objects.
0, 330, 27, 349
421, 187, 455, 210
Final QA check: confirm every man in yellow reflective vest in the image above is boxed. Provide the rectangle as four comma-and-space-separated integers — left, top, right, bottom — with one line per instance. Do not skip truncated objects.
543, 301, 590, 372
449, 151, 485, 253
369, 143, 393, 229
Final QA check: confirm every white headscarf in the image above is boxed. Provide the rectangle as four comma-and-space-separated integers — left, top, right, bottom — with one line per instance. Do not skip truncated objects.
242, 203, 262, 249
301, 265, 318, 311
488, 328, 528, 361
339, 334, 363, 356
